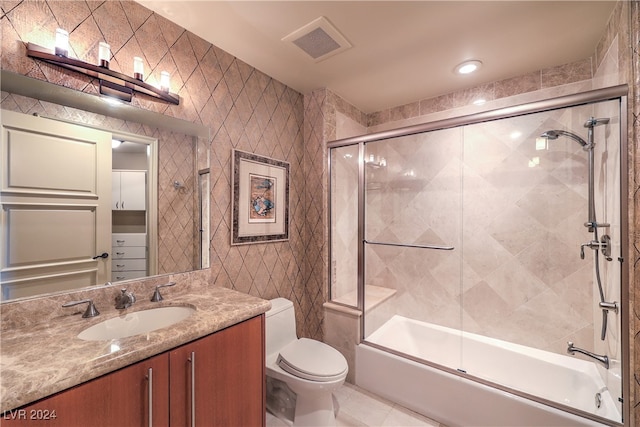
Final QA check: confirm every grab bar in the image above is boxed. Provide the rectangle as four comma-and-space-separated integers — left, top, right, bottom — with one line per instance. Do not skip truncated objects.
364, 239, 454, 251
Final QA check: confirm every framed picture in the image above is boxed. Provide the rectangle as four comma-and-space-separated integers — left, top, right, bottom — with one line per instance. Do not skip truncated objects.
231, 150, 290, 245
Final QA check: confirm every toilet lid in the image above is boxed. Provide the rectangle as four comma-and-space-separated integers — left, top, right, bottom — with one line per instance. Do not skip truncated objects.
276, 338, 348, 382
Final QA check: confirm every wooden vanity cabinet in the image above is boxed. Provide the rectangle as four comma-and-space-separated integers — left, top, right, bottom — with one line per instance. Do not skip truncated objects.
169, 314, 265, 427
2, 353, 169, 426
2, 315, 265, 427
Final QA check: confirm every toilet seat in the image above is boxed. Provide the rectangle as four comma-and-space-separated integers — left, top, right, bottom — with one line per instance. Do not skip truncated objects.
276, 338, 348, 382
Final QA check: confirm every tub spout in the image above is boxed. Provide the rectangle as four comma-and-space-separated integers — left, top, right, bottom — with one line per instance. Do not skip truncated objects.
567, 342, 609, 369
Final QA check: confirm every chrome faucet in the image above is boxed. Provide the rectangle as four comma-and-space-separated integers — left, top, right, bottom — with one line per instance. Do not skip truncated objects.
115, 288, 136, 309
580, 234, 612, 261
62, 299, 100, 318
567, 342, 609, 369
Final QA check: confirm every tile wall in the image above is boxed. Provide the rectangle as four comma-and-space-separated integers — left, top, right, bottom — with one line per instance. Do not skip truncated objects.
322, 1, 639, 422
1, 0, 639, 422
0, 0, 322, 340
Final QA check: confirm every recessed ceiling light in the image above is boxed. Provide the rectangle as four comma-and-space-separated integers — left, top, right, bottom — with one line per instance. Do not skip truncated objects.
455, 60, 482, 75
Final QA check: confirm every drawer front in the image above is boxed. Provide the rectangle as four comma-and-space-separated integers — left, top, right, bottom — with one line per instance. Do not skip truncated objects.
112, 259, 146, 271
112, 233, 146, 247
111, 270, 147, 281
112, 246, 146, 259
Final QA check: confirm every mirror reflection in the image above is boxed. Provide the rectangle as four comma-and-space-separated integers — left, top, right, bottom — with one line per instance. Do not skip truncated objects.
1, 74, 210, 301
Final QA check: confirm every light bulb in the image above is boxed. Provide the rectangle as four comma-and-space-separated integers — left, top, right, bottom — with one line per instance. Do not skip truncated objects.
160, 71, 171, 92
54, 28, 69, 57
133, 57, 144, 81
98, 42, 110, 68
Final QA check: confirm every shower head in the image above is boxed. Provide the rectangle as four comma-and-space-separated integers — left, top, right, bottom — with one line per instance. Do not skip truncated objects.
539, 130, 588, 148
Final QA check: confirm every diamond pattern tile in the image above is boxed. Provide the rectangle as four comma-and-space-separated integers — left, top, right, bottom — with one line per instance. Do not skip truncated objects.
1, 0, 319, 340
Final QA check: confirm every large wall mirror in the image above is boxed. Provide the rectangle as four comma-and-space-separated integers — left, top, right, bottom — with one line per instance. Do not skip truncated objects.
0, 71, 210, 301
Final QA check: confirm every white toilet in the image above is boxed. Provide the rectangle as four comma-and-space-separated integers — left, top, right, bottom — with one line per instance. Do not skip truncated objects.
265, 297, 348, 427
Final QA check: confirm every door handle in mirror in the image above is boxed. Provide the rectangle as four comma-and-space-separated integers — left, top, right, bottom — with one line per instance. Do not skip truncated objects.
92, 252, 109, 260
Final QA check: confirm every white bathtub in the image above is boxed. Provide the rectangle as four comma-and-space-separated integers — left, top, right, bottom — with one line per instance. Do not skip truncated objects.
355, 315, 621, 427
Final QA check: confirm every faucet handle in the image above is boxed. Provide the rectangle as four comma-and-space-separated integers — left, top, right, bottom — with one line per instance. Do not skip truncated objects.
115, 288, 136, 309
62, 299, 100, 318
150, 282, 176, 302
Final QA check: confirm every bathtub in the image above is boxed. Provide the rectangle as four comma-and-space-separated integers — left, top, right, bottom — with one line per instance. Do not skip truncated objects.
355, 315, 621, 427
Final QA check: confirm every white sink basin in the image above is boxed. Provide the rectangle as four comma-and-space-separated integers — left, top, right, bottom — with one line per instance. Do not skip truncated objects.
78, 306, 195, 341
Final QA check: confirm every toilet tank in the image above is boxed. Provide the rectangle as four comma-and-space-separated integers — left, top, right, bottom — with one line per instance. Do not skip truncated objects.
265, 298, 298, 356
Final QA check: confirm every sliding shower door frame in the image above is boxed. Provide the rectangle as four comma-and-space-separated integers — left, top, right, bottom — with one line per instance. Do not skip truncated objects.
327, 84, 629, 425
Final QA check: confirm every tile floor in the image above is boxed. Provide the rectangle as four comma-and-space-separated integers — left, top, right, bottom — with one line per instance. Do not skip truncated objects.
266, 383, 444, 427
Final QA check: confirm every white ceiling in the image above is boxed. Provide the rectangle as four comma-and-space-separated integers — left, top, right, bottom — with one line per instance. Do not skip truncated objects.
137, 1, 617, 114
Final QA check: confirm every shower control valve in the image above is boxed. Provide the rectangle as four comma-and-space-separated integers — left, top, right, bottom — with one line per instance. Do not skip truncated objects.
580, 235, 612, 261
580, 240, 601, 259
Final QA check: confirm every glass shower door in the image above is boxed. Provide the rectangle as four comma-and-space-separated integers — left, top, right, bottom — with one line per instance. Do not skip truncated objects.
361, 128, 464, 372
458, 100, 623, 423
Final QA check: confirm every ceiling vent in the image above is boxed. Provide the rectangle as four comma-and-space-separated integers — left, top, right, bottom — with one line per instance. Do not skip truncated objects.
282, 16, 352, 62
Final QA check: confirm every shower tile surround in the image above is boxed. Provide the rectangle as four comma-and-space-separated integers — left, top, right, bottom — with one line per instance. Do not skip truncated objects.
323, 1, 638, 423
0, 0, 638, 423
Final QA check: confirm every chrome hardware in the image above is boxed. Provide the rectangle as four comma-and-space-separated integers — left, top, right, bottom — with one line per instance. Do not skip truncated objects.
92, 252, 109, 259
595, 392, 602, 409
189, 352, 196, 427
364, 239, 454, 251
62, 299, 100, 318
583, 221, 610, 229
150, 281, 176, 302
115, 288, 136, 309
567, 341, 609, 369
147, 368, 153, 427
600, 235, 612, 261
580, 235, 612, 261
599, 301, 619, 314
584, 117, 610, 128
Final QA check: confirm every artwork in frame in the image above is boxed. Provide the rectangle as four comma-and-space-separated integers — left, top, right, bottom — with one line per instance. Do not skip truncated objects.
231, 150, 290, 245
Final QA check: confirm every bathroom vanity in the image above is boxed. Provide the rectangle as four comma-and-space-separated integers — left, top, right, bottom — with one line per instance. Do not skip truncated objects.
0, 281, 270, 427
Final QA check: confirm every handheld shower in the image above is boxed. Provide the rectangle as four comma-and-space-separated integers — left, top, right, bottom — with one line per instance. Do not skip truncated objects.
539, 130, 588, 148
540, 117, 614, 341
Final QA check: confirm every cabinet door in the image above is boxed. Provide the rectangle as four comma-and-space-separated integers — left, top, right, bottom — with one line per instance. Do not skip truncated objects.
120, 171, 146, 211
2, 353, 169, 427
169, 315, 265, 427
112, 171, 122, 210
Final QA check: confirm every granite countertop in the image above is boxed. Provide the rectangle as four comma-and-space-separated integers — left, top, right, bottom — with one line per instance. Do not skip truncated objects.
0, 285, 271, 413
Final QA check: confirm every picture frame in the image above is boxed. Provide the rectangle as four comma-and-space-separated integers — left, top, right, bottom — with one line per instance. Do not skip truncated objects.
231, 150, 290, 245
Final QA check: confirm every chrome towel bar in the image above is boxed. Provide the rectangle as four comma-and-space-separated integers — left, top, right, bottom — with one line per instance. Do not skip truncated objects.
364, 239, 454, 251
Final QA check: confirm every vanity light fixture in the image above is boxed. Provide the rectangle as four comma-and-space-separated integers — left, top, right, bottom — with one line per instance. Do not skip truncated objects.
364, 154, 386, 168
455, 60, 482, 75
26, 34, 179, 105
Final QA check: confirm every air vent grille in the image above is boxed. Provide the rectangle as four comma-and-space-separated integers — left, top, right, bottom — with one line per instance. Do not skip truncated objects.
282, 16, 351, 62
